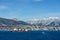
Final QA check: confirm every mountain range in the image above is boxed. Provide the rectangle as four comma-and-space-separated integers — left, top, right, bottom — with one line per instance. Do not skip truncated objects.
27, 17, 60, 27
0, 17, 60, 27
0, 17, 29, 26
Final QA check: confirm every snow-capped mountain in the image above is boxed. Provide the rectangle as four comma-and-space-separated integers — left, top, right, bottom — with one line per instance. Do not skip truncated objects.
27, 17, 60, 27
0, 17, 60, 27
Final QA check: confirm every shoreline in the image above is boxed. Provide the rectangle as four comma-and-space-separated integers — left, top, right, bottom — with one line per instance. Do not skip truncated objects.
0, 27, 60, 32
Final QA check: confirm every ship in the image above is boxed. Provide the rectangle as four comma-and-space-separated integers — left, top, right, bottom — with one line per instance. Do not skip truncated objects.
11, 28, 29, 32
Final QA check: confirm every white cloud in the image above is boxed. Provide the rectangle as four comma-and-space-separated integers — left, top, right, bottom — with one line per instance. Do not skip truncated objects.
0, 5, 8, 9
33, 0, 43, 2
17, 0, 43, 2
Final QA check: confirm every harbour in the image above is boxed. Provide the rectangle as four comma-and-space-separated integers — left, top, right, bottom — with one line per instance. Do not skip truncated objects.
0, 26, 60, 32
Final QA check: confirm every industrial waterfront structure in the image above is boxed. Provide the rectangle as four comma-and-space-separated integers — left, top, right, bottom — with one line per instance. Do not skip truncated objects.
0, 25, 60, 32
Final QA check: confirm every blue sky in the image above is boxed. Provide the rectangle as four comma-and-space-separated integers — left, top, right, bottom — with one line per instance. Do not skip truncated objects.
0, 0, 60, 20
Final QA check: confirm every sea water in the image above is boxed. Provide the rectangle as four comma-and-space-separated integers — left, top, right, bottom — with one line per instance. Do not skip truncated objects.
0, 31, 60, 40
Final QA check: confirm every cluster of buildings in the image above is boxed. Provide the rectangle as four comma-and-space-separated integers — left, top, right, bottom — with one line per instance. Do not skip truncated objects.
0, 26, 60, 32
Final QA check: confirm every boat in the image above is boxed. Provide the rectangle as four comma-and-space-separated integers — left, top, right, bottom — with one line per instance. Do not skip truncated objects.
11, 28, 29, 32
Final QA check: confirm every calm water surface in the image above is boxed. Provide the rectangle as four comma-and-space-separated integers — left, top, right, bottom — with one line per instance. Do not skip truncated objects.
0, 31, 60, 40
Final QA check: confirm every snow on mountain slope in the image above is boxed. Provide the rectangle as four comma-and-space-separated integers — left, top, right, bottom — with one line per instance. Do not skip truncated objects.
27, 17, 60, 26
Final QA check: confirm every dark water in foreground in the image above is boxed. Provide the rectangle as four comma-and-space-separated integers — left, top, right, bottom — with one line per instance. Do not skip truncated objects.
0, 31, 60, 40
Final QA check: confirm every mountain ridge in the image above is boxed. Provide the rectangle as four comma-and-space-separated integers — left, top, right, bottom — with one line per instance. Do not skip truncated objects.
0, 17, 29, 26
0, 17, 60, 27
27, 17, 60, 27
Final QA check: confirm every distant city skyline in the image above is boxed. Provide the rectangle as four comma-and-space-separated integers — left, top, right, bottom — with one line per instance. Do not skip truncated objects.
0, 0, 60, 21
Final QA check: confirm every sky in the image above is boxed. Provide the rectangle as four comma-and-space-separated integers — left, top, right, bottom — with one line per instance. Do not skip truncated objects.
0, 0, 60, 21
